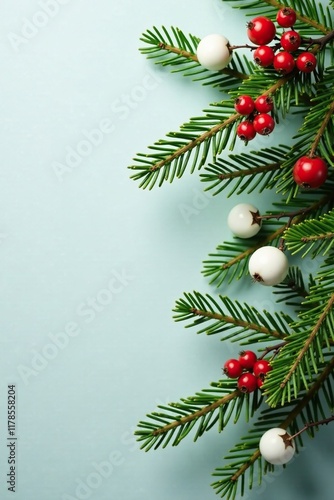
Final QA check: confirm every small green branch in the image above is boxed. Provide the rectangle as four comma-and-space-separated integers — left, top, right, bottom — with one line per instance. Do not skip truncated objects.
150, 113, 240, 172
218, 161, 280, 181
301, 231, 334, 243
191, 308, 286, 340
152, 390, 240, 436
280, 293, 334, 389
282, 355, 334, 427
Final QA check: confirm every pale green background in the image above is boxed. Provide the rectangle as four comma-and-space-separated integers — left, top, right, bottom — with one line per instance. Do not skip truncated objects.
0, 1, 333, 499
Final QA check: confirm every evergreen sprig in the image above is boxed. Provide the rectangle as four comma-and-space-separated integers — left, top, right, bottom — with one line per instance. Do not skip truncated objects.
135, 380, 263, 451
264, 253, 334, 406
200, 145, 290, 196
173, 291, 291, 343
284, 208, 334, 256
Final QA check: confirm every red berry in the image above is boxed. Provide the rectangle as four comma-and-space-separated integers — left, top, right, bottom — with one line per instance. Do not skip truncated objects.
223, 359, 243, 378
247, 16, 276, 46
253, 113, 275, 135
237, 373, 258, 393
239, 350, 257, 370
253, 45, 275, 67
253, 359, 272, 378
273, 51, 295, 74
276, 7, 297, 28
293, 156, 328, 189
236, 120, 256, 142
254, 95, 273, 113
296, 52, 317, 73
280, 30, 301, 52
234, 95, 255, 115
257, 377, 264, 389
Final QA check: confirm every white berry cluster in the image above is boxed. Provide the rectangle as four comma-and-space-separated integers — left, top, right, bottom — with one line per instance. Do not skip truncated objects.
227, 203, 289, 286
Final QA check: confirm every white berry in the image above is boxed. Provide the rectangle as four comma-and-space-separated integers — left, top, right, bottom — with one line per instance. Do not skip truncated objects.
196, 34, 232, 71
259, 427, 296, 465
248, 246, 289, 286
227, 203, 261, 238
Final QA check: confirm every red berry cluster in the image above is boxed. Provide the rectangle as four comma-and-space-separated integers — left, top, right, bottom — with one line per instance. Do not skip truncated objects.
248, 8, 317, 75
235, 94, 274, 142
223, 350, 272, 393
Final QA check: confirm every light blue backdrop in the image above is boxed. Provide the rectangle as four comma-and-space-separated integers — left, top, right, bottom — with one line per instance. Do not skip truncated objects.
0, 1, 333, 499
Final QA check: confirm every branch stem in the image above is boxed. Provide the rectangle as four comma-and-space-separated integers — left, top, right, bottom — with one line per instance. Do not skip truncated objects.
152, 390, 240, 436
190, 308, 286, 340
309, 98, 334, 157
288, 415, 334, 441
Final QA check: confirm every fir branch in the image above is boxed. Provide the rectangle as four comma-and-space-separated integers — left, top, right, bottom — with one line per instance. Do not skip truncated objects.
135, 380, 263, 450
284, 209, 334, 257
201, 145, 289, 196
173, 291, 290, 342
129, 104, 239, 189
264, 264, 334, 407
280, 293, 334, 390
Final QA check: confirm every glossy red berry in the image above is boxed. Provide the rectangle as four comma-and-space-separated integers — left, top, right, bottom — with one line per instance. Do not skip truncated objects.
273, 51, 295, 74
293, 156, 328, 189
253, 113, 275, 135
239, 350, 257, 370
247, 16, 276, 45
234, 95, 255, 115
280, 30, 301, 52
253, 359, 272, 378
253, 45, 275, 67
236, 120, 256, 141
276, 7, 297, 28
237, 372, 258, 393
223, 359, 243, 378
296, 52, 317, 73
254, 95, 274, 113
